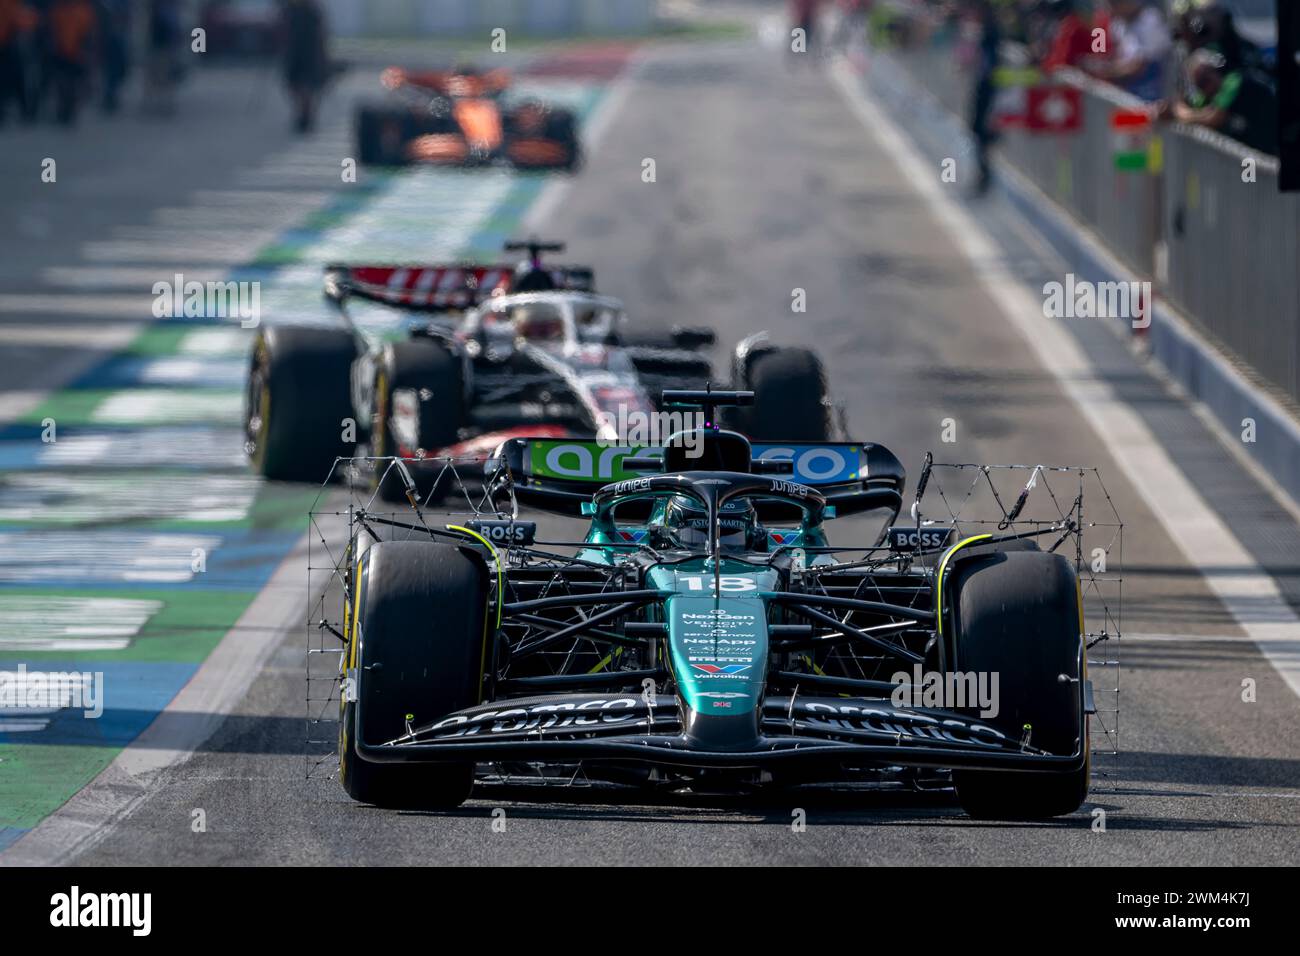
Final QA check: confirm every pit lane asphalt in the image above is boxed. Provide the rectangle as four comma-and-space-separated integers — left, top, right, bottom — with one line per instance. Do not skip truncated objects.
8, 35, 1300, 865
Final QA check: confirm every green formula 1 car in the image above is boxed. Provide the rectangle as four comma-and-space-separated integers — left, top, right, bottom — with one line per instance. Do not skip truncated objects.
327, 390, 1103, 819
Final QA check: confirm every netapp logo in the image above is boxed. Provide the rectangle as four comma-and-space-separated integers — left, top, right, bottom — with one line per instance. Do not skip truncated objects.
50, 886, 151, 936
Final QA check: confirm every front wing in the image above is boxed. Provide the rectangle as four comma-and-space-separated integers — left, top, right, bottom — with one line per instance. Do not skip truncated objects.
350, 692, 1089, 774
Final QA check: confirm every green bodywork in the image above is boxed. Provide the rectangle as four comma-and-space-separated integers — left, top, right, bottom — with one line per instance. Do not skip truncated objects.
648, 561, 776, 717
575, 494, 829, 730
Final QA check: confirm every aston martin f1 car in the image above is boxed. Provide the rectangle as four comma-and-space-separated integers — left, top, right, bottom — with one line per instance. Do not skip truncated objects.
355, 66, 581, 169
330, 390, 1097, 820
244, 240, 835, 502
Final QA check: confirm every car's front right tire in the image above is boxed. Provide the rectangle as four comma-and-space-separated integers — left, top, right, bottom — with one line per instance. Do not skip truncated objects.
245, 325, 358, 483
339, 540, 489, 809
355, 103, 412, 165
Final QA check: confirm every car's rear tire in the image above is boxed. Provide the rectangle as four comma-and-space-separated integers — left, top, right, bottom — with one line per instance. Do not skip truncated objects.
245, 325, 358, 483
947, 550, 1089, 819
731, 347, 831, 442
370, 340, 466, 505
339, 540, 489, 809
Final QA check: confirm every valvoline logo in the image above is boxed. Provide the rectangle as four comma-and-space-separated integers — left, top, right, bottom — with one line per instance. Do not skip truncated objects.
691, 663, 751, 676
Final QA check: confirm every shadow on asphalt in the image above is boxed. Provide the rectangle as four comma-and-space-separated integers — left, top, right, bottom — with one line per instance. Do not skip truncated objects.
369, 781, 1270, 833
380, 786, 1258, 834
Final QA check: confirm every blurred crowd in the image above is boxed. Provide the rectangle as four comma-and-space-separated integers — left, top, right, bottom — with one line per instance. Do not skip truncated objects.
862, 0, 1280, 157
0, 0, 331, 129
0, 0, 177, 124
952, 0, 1278, 155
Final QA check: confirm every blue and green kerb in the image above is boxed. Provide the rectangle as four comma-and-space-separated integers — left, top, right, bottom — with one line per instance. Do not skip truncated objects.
0, 82, 608, 851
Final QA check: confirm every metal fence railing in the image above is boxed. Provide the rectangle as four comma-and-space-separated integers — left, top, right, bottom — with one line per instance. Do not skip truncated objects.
1162, 130, 1300, 399
1003, 69, 1161, 277
887, 37, 1300, 405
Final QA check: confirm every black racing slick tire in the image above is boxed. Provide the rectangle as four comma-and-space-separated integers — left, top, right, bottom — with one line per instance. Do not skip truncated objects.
546, 109, 582, 170
735, 348, 831, 442
339, 541, 489, 809
371, 339, 466, 505
947, 550, 1090, 819
245, 325, 358, 483
355, 103, 411, 166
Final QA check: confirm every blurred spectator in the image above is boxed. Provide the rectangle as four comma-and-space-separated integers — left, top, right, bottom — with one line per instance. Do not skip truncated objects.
830, 0, 873, 51
1089, 0, 1169, 101
0, 0, 37, 123
97, 0, 128, 113
282, 0, 328, 133
1172, 0, 1267, 73
143, 0, 181, 116
966, 0, 1001, 194
790, 0, 824, 55
1037, 0, 1095, 72
1158, 47, 1277, 155
45, 0, 96, 124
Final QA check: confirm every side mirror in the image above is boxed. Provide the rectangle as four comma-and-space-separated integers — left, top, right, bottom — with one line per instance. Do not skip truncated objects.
622, 456, 664, 473
751, 457, 794, 475
671, 326, 715, 349
323, 269, 349, 303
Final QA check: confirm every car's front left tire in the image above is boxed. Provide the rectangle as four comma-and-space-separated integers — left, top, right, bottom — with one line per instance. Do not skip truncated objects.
946, 549, 1090, 819
369, 339, 466, 505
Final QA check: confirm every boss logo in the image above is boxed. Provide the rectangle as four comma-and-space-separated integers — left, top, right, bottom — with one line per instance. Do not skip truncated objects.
886, 526, 955, 551
466, 520, 537, 547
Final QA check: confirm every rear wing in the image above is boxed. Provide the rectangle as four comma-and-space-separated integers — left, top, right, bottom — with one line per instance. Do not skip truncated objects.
383, 67, 512, 97
488, 437, 905, 518
323, 263, 596, 311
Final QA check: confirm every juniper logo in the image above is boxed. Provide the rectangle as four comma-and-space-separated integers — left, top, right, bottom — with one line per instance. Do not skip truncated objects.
50, 886, 151, 936
0, 663, 103, 719
890, 665, 1000, 718
594, 406, 705, 457
152, 272, 261, 328
1042, 273, 1151, 329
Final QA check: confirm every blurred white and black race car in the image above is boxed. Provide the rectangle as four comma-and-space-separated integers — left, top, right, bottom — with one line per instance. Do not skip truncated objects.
243, 240, 836, 500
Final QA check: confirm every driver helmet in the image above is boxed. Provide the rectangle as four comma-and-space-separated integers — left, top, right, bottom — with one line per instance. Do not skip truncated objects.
512, 259, 557, 292
662, 495, 758, 551
511, 304, 564, 343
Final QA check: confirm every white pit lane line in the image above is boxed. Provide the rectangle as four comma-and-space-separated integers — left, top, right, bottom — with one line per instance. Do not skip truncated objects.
828, 58, 1300, 700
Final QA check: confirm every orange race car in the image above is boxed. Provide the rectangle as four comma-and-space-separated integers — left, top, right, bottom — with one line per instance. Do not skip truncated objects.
355, 66, 582, 171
